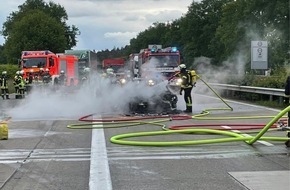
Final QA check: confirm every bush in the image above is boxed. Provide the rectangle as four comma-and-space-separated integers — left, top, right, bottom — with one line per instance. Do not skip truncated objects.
0, 64, 19, 79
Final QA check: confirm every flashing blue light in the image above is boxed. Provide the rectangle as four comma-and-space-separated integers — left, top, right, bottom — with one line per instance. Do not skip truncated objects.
151, 48, 156, 52
172, 47, 177, 52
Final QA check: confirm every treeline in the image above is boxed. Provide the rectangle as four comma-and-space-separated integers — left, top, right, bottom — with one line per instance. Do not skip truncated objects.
0, 0, 79, 64
97, 0, 289, 76
0, 0, 289, 78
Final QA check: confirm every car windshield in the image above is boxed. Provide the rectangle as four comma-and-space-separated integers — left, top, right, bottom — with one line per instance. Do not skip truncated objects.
148, 55, 179, 67
23, 57, 46, 68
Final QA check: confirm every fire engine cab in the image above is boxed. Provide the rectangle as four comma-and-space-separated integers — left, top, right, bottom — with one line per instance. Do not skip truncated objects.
20, 50, 79, 85
137, 45, 180, 81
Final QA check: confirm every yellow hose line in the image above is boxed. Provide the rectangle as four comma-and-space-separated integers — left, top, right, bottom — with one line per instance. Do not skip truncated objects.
110, 128, 289, 146
67, 119, 170, 129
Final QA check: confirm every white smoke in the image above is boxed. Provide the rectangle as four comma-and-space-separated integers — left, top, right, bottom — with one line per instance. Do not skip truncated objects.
7, 72, 171, 120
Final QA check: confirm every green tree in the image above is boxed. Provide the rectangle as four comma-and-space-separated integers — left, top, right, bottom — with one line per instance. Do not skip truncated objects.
1, 0, 79, 63
214, 0, 289, 72
0, 45, 7, 64
4, 10, 67, 63
129, 22, 169, 52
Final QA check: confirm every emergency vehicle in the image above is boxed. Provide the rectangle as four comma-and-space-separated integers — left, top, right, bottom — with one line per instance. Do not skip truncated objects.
137, 45, 180, 81
20, 50, 79, 85
127, 45, 180, 114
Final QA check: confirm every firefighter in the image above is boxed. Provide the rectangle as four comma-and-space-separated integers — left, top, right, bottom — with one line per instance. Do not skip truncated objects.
106, 67, 117, 84
284, 76, 290, 126
25, 71, 34, 93
14, 71, 22, 95
0, 71, 10, 99
169, 64, 198, 113
42, 68, 51, 84
81, 67, 90, 85
39, 68, 44, 78
58, 70, 67, 86
18, 70, 26, 97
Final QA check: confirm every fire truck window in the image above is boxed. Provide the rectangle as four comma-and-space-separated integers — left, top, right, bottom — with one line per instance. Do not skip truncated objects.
23, 58, 46, 68
22, 59, 27, 68
49, 57, 54, 67
148, 55, 179, 67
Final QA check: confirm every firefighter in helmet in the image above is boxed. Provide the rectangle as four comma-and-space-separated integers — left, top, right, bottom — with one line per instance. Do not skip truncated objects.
0, 71, 10, 99
14, 71, 22, 95
18, 70, 26, 97
42, 68, 51, 84
25, 70, 34, 93
169, 64, 198, 113
58, 70, 67, 86
106, 67, 117, 84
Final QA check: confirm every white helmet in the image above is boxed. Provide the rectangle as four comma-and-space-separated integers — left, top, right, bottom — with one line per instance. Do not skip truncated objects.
106, 68, 114, 74
60, 70, 65, 74
20, 70, 24, 75
2, 71, 7, 75
16, 71, 20, 75
179, 64, 186, 69
45, 68, 49, 72
84, 67, 90, 73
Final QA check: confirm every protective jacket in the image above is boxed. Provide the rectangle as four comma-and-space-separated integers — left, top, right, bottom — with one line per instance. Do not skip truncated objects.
14, 75, 22, 86
42, 73, 52, 83
0, 75, 9, 89
58, 74, 67, 86
174, 70, 198, 89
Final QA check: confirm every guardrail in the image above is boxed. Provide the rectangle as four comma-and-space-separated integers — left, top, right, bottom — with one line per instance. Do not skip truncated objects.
208, 83, 285, 103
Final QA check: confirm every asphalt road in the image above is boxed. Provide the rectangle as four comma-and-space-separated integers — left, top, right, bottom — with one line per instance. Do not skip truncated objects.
0, 93, 289, 190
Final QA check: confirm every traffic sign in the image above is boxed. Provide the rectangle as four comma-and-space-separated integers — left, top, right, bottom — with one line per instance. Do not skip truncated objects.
251, 41, 268, 69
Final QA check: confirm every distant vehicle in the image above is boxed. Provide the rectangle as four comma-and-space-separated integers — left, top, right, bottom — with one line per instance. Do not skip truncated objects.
20, 50, 79, 85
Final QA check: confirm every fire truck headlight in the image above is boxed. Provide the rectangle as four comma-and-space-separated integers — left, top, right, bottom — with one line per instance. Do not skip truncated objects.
120, 78, 126, 84
148, 79, 155, 86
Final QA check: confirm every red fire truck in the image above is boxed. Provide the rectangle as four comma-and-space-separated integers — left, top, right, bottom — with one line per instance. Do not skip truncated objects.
137, 45, 180, 81
20, 50, 79, 85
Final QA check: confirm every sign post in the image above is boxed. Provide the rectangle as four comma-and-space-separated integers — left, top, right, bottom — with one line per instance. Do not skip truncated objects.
251, 41, 268, 70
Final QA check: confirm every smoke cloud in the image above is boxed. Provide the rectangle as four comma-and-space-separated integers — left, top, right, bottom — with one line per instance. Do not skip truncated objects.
7, 72, 173, 120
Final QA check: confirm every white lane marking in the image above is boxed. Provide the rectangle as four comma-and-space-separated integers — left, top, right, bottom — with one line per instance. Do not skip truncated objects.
221, 125, 274, 146
89, 121, 112, 190
1, 144, 288, 164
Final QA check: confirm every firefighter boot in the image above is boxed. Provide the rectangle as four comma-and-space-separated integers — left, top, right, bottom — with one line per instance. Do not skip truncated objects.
183, 106, 192, 113
6, 95, 9, 99
1, 95, 4, 100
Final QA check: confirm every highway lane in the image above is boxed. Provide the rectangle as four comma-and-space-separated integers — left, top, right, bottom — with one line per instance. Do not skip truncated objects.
0, 94, 289, 190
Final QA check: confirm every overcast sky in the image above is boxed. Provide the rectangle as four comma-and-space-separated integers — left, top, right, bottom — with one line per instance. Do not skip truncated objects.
0, 0, 193, 51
